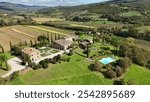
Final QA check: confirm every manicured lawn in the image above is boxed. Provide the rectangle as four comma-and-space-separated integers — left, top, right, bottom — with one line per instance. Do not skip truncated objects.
7, 49, 113, 85
50, 49, 59, 54
124, 64, 150, 85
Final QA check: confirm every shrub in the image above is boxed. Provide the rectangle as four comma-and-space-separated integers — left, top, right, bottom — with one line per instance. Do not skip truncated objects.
44, 58, 49, 64
52, 56, 57, 64
147, 61, 150, 69
33, 64, 42, 70
61, 56, 70, 62
56, 55, 61, 62
90, 62, 102, 71
105, 69, 117, 79
0, 77, 5, 85
21, 61, 26, 65
49, 58, 53, 63
117, 57, 131, 72
9, 72, 19, 81
29, 62, 36, 68
114, 66, 123, 77
113, 79, 126, 85
67, 50, 73, 56
42, 63, 48, 69
39, 60, 49, 69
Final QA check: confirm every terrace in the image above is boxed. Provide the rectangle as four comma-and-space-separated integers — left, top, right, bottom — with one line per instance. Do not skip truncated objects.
38, 47, 60, 57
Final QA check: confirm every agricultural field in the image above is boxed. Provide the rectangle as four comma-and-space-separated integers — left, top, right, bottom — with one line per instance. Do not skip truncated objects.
115, 36, 150, 50
121, 11, 142, 17
124, 64, 150, 85
134, 39, 150, 50
7, 49, 113, 85
46, 20, 124, 29
0, 25, 74, 51
136, 25, 150, 32
32, 17, 64, 23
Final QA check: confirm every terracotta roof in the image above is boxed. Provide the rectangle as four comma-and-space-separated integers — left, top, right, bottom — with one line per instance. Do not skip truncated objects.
21, 47, 40, 55
55, 39, 73, 47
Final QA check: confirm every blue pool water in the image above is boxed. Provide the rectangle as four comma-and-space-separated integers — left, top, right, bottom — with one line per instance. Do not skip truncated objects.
99, 57, 116, 65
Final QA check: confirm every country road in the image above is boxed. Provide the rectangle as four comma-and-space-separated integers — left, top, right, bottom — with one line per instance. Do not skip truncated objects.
1, 57, 26, 78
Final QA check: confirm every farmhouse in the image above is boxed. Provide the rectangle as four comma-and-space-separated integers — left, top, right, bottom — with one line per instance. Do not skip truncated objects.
51, 39, 73, 51
64, 35, 79, 41
21, 47, 41, 62
51, 35, 75, 51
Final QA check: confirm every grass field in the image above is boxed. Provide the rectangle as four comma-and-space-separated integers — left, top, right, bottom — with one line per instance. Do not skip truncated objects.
136, 26, 150, 32
115, 36, 150, 50
134, 39, 150, 50
124, 64, 150, 85
7, 49, 113, 85
0, 25, 74, 51
47, 20, 124, 29
121, 11, 142, 17
32, 17, 63, 23
0, 52, 14, 76
71, 20, 123, 28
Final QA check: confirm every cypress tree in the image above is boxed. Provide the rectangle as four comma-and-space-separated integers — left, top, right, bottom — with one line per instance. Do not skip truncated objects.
19, 42, 22, 46
25, 40, 27, 46
35, 40, 38, 49
30, 40, 33, 47
47, 33, 50, 42
87, 44, 89, 58
9, 41, 12, 50
58, 34, 61, 39
55, 33, 57, 40
3, 54, 8, 70
1, 46, 4, 53
93, 34, 95, 44
51, 34, 53, 42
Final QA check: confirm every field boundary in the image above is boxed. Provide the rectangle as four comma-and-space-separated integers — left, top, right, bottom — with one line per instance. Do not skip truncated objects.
28, 26, 67, 35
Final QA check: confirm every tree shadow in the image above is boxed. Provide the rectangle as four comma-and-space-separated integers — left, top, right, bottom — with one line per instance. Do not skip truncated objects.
74, 51, 86, 58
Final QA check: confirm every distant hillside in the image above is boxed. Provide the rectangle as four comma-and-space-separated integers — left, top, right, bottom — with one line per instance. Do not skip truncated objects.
37, 0, 150, 17
0, 2, 45, 12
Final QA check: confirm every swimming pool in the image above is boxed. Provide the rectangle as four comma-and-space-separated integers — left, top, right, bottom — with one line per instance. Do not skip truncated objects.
99, 57, 116, 65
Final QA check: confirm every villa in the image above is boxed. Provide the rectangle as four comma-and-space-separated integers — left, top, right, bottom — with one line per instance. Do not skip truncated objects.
51, 39, 73, 51
21, 47, 41, 62
51, 35, 75, 51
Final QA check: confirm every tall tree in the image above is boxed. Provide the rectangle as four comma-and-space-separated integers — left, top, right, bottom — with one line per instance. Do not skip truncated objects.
58, 34, 61, 39
9, 41, 12, 50
0, 45, 4, 53
30, 40, 33, 47
87, 44, 89, 58
55, 33, 57, 40
51, 34, 53, 42
47, 32, 50, 42
25, 40, 27, 46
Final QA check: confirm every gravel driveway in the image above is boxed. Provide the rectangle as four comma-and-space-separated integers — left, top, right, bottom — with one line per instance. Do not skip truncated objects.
1, 57, 26, 78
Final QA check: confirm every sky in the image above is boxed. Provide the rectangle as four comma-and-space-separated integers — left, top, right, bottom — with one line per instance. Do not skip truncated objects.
0, 0, 109, 6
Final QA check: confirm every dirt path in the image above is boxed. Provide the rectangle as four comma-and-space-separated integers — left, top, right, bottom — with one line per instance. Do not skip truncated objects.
12, 29, 35, 38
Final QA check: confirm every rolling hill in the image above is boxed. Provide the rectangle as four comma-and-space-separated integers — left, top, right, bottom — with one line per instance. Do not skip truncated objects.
37, 0, 150, 17
0, 2, 45, 12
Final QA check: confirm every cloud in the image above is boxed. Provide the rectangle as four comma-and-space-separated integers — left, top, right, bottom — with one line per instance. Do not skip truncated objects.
0, 0, 106, 6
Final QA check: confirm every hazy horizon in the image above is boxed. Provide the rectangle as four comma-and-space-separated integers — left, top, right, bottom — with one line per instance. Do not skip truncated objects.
0, 0, 109, 6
